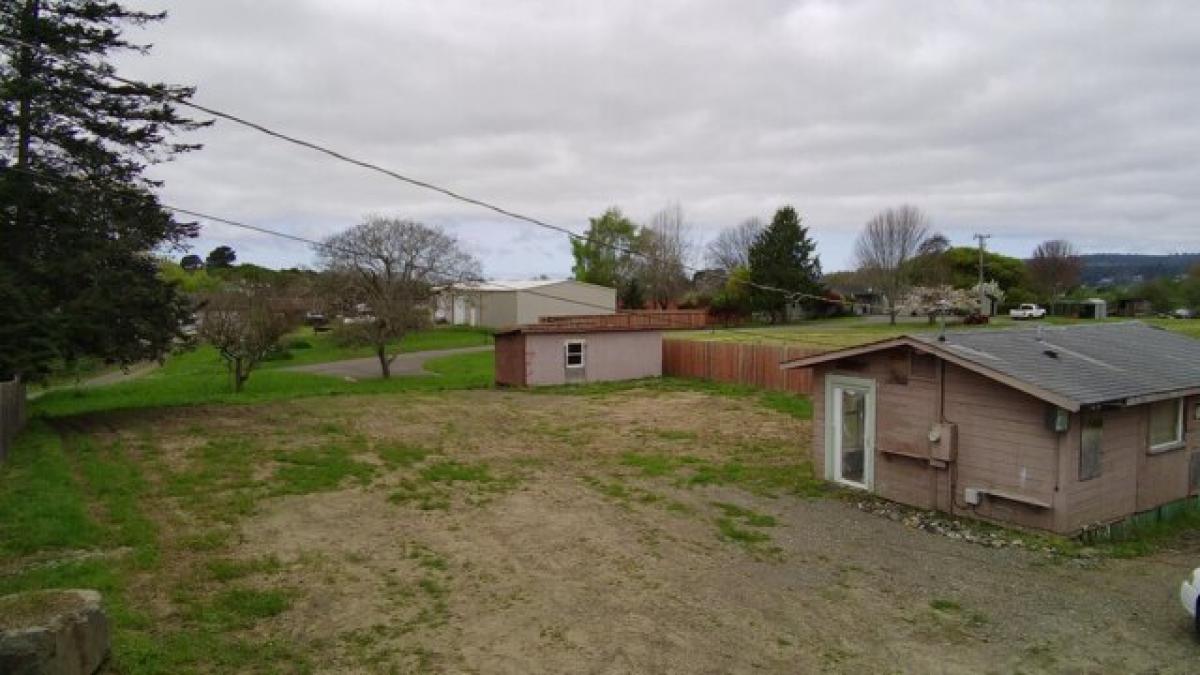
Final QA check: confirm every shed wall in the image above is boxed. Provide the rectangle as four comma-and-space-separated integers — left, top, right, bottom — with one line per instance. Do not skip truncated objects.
524, 331, 661, 386
478, 291, 519, 327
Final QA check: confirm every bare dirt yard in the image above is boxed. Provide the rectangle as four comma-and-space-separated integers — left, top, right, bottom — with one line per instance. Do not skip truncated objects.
54, 388, 1200, 673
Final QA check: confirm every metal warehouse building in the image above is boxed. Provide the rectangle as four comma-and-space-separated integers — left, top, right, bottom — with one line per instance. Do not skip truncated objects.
435, 279, 616, 328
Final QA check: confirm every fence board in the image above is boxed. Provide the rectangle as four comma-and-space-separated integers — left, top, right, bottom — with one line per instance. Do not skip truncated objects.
662, 339, 817, 394
0, 378, 27, 462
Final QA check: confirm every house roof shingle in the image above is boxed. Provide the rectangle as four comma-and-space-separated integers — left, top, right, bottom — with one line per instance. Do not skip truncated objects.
783, 322, 1200, 410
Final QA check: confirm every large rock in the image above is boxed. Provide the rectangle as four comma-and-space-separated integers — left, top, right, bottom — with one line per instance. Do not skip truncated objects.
0, 589, 110, 675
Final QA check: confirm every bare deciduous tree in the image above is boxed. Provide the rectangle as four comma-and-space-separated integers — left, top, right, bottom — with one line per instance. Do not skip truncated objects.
1028, 239, 1082, 301
199, 285, 297, 392
854, 205, 932, 325
705, 217, 763, 272
636, 204, 694, 309
318, 216, 481, 378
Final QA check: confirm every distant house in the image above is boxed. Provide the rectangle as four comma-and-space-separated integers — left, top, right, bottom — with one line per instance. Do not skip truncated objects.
781, 323, 1200, 534
494, 324, 662, 387
434, 279, 615, 328
1116, 298, 1153, 317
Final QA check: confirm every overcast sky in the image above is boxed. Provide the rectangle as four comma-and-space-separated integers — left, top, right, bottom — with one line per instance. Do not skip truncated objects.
118, 0, 1200, 277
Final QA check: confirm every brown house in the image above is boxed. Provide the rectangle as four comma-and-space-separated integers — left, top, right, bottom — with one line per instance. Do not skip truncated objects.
494, 324, 662, 387
781, 323, 1200, 534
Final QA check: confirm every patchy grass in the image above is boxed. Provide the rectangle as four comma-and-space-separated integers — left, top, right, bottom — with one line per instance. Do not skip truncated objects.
1092, 503, 1200, 558
272, 443, 376, 496
713, 502, 777, 527
532, 377, 812, 420
205, 556, 283, 582
420, 460, 495, 484
378, 443, 430, 468
929, 598, 962, 612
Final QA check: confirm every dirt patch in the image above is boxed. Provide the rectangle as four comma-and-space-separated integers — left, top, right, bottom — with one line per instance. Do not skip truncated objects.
90, 388, 1200, 673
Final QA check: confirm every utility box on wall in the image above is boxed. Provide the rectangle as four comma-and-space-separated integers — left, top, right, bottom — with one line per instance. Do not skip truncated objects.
929, 422, 957, 462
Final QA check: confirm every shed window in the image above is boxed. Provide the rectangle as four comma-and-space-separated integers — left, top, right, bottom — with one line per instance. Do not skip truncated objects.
1149, 399, 1183, 452
565, 341, 585, 368
1079, 413, 1103, 481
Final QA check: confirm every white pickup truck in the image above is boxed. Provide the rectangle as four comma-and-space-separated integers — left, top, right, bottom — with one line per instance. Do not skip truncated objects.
1009, 303, 1047, 320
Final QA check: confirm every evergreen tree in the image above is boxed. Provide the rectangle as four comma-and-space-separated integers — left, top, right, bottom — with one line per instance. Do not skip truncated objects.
747, 206, 822, 323
0, 0, 205, 380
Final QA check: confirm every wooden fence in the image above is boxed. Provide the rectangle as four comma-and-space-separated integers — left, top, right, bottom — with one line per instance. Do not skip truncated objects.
0, 378, 27, 462
662, 339, 818, 394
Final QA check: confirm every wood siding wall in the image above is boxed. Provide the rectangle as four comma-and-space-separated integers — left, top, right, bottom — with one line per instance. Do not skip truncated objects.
0, 378, 27, 462
943, 364, 1060, 531
1058, 395, 1200, 532
811, 348, 942, 510
662, 340, 816, 394
493, 333, 526, 387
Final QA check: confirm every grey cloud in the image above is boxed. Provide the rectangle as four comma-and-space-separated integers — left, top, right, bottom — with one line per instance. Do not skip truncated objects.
122, 0, 1200, 272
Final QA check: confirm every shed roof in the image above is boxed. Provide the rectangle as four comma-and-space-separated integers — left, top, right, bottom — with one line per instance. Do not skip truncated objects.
781, 322, 1200, 411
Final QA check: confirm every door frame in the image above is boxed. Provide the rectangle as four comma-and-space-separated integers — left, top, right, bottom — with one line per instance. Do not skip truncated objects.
824, 374, 877, 490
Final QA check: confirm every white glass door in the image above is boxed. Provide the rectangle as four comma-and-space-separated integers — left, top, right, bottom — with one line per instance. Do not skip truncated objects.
828, 377, 874, 489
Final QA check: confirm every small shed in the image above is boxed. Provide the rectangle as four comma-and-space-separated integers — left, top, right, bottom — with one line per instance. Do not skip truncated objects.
494, 324, 662, 387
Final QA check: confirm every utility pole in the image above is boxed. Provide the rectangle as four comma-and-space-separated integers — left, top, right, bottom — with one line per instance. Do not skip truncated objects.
973, 233, 991, 314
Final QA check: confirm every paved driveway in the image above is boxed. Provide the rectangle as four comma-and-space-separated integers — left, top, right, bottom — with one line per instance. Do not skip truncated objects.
285, 345, 493, 380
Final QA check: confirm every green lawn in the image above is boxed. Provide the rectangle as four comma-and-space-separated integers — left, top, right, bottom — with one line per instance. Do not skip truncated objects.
672, 315, 1200, 349
33, 326, 495, 418
259, 325, 492, 368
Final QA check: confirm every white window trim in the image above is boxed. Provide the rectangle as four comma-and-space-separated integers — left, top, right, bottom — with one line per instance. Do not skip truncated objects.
1149, 398, 1184, 453
564, 340, 586, 369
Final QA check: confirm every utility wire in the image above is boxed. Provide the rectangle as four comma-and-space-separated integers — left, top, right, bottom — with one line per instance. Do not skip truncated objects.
1, 165, 718, 331
2, 165, 905, 343
0, 34, 848, 309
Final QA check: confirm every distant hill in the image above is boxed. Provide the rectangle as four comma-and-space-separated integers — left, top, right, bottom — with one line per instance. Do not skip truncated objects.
1079, 253, 1200, 285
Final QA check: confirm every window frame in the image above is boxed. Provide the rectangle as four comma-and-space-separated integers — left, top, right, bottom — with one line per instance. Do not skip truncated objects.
564, 340, 586, 369
1148, 398, 1184, 453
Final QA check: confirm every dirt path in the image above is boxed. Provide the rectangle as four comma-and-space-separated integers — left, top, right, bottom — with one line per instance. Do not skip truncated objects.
284, 345, 493, 380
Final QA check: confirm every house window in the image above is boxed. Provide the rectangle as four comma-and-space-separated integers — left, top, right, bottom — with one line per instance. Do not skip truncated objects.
565, 341, 585, 369
1079, 412, 1103, 481
1149, 398, 1184, 451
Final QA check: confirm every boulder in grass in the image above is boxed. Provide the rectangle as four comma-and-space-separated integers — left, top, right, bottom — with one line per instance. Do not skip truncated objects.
0, 589, 110, 675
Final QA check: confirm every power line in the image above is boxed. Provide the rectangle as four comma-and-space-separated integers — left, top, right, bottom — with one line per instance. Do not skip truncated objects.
0, 165, 712, 331
0, 35, 843, 309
